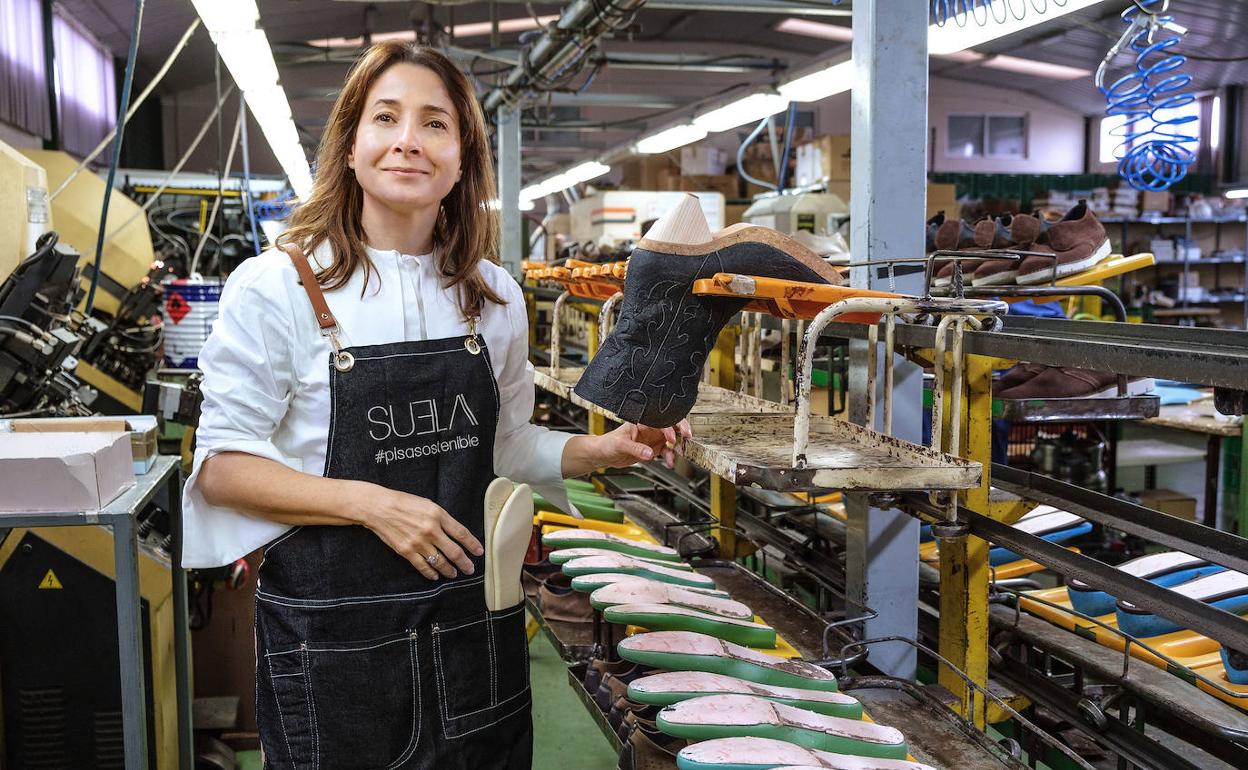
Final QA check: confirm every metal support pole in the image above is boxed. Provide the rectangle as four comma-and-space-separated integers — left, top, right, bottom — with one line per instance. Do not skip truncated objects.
843, 0, 928, 679
40, 0, 60, 150
112, 514, 149, 770
709, 327, 740, 557
497, 103, 523, 275
170, 472, 194, 769
586, 306, 606, 437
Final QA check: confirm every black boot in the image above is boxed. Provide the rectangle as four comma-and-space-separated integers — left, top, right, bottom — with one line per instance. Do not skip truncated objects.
574, 196, 842, 427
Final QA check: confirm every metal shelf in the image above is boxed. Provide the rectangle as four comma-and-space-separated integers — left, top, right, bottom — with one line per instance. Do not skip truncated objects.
993, 394, 1159, 423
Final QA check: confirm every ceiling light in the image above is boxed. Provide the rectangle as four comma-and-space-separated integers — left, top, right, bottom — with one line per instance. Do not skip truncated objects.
1225, 189, 1248, 200
693, 93, 789, 133
307, 15, 559, 48
978, 54, 1089, 80
775, 18, 853, 42
633, 124, 707, 154
778, 60, 853, 103
453, 15, 559, 39
928, 0, 1113, 55
190, 0, 258, 33
520, 162, 611, 204
192, 3, 313, 199
214, 30, 279, 92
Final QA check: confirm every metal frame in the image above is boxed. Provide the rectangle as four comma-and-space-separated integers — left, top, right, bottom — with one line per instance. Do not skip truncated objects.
0, 457, 191, 770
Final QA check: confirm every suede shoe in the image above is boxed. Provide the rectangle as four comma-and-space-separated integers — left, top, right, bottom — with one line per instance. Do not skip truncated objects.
971, 212, 1051, 287
1016, 202, 1111, 285
932, 218, 979, 287
574, 195, 842, 427
993, 363, 1047, 395
996, 367, 1154, 400
925, 211, 946, 254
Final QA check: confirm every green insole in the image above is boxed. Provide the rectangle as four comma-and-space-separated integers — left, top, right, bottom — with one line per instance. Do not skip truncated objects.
604, 605, 777, 648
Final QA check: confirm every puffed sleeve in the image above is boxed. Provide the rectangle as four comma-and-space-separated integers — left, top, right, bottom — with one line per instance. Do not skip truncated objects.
491, 278, 580, 517
181, 255, 297, 567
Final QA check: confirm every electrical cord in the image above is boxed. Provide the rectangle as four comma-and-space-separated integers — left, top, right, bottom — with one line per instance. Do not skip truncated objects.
84, 0, 145, 317
188, 106, 244, 276
104, 85, 236, 245
238, 93, 263, 256
738, 116, 778, 192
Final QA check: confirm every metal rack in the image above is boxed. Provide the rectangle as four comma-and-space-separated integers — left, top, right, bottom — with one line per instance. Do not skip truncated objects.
0, 456, 191, 770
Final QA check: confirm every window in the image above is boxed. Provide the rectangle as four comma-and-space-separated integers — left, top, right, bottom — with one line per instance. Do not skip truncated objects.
946, 113, 1027, 159
0, 0, 51, 138
1099, 100, 1202, 165
52, 5, 117, 159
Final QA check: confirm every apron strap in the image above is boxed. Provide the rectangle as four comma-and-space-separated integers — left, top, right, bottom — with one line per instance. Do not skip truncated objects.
281, 243, 338, 333
281, 243, 355, 372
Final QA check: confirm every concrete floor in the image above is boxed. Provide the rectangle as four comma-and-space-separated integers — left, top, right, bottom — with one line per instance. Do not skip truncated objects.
235, 628, 617, 770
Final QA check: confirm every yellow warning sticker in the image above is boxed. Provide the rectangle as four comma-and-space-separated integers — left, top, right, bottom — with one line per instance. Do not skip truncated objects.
38, 569, 63, 590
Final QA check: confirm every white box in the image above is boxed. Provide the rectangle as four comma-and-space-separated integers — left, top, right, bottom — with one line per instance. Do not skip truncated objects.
680, 146, 727, 176
0, 432, 135, 512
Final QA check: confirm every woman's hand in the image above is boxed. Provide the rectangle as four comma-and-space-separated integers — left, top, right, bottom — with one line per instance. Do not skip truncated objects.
561, 419, 693, 477
359, 484, 484, 581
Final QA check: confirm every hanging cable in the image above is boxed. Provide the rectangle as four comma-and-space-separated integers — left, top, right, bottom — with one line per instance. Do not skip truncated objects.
237, 93, 263, 256
1096, 0, 1196, 191
50, 17, 200, 201
104, 85, 235, 245
189, 106, 244, 276
776, 101, 798, 193
737, 116, 778, 192
84, 0, 145, 317
930, 0, 1067, 27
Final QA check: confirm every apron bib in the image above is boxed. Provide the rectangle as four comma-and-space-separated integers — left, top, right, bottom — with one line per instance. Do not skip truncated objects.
253, 246, 532, 770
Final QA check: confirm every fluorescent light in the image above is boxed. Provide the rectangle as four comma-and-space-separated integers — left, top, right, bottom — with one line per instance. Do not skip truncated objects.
519, 199, 535, 212
775, 18, 853, 42
978, 54, 1089, 80
1226, 189, 1248, 200
694, 93, 789, 133
215, 30, 279, 92
453, 15, 559, 38
778, 60, 853, 103
307, 15, 559, 48
633, 124, 707, 154
192, 3, 314, 198
520, 162, 611, 204
1212, 96, 1222, 153
929, 0, 1112, 55
190, 0, 257, 33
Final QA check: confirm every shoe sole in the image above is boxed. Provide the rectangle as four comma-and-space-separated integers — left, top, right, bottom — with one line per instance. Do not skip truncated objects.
1016, 240, 1112, 285
971, 269, 1019, 287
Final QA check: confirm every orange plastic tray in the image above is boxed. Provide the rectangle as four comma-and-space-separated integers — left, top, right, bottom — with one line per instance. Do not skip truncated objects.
692, 273, 900, 323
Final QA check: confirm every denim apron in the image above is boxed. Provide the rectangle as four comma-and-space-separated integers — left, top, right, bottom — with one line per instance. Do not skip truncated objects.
254, 246, 532, 770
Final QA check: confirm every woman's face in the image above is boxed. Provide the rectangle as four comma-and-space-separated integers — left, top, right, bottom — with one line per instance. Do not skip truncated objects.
349, 63, 462, 214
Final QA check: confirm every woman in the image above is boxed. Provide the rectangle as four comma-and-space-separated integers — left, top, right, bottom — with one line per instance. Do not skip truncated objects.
183, 43, 689, 769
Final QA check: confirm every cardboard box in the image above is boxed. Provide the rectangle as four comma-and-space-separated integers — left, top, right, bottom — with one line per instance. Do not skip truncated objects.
619, 153, 679, 190
0, 431, 135, 512
927, 182, 959, 220
660, 172, 739, 200
795, 135, 852, 185
1140, 190, 1172, 216
1135, 488, 1197, 520
680, 146, 728, 176
3, 415, 159, 474
725, 203, 750, 225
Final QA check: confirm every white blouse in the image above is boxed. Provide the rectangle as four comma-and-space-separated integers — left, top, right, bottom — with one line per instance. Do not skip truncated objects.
181, 243, 575, 568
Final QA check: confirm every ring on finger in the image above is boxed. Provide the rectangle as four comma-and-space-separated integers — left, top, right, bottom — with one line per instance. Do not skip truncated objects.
425, 552, 441, 568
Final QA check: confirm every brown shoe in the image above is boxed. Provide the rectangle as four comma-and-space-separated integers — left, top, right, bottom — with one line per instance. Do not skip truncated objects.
974, 214, 1013, 249
1016, 202, 1111, 285
996, 367, 1152, 400
993, 363, 1047, 395
538, 571, 594, 623
932, 218, 979, 287
971, 212, 1049, 287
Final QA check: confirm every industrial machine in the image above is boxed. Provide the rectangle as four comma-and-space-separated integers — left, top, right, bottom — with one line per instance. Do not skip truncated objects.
0, 508, 180, 769
741, 191, 848, 240
569, 191, 725, 257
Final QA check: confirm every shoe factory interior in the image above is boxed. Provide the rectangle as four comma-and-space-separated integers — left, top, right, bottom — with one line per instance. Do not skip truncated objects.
4, 0, 1248, 768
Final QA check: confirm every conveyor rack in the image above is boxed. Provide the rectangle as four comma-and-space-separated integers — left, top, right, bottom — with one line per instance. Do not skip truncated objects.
533, 283, 1000, 494
988, 603, 1248, 770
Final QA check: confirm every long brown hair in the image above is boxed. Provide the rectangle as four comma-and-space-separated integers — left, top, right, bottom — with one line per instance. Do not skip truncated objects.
280, 43, 504, 318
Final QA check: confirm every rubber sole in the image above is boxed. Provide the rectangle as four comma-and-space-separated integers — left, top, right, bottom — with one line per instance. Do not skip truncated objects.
1016, 239, 1112, 285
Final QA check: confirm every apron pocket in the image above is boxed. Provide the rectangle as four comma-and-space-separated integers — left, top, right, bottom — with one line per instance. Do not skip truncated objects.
432, 604, 531, 739
304, 632, 421, 770
264, 647, 317, 770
